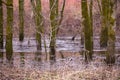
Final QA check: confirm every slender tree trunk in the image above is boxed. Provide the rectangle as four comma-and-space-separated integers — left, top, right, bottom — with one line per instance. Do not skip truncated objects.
105, 0, 116, 64
0, 0, 3, 48
19, 0, 24, 41
100, 0, 108, 48
89, 0, 93, 59
6, 0, 13, 61
81, 0, 93, 61
49, 0, 58, 61
31, 0, 43, 50
57, 0, 66, 33
36, 0, 43, 50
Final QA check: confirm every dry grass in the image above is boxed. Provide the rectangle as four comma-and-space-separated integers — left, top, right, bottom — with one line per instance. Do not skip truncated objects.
0, 58, 120, 80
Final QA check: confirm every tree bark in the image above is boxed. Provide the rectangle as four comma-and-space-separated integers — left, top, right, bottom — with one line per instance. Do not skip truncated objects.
36, 0, 43, 50
6, 0, 13, 61
81, 0, 93, 61
19, 0, 24, 41
31, 0, 43, 50
106, 0, 116, 64
49, 0, 58, 61
99, 0, 116, 64
0, 0, 3, 48
100, 0, 108, 48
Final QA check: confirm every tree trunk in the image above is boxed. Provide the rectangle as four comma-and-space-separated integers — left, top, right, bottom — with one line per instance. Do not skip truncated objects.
19, 0, 24, 41
81, 0, 93, 61
49, 0, 58, 61
31, 0, 43, 50
100, 0, 108, 48
106, 0, 116, 64
99, 0, 116, 64
6, 0, 13, 62
36, 0, 43, 50
0, 0, 3, 48
89, 0, 93, 59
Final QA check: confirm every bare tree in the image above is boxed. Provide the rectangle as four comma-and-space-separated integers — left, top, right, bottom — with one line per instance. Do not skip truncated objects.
49, 0, 59, 61
31, 0, 43, 50
49, 0, 66, 61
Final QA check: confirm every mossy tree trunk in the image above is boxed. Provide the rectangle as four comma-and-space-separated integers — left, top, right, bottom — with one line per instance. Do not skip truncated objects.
89, 0, 93, 59
6, 0, 13, 61
99, 0, 116, 64
0, 0, 3, 48
100, 0, 109, 48
105, 0, 116, 64
49, 0, 58, 61
19, 0, 24, 41
81, 0, 93, 61
31, 0, 43, 50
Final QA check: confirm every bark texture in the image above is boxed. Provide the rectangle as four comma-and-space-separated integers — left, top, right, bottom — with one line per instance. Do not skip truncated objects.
19, 0, 24, 41
6, 0, 13, 61
81, 0, 93, 61
0, 0, 3, 48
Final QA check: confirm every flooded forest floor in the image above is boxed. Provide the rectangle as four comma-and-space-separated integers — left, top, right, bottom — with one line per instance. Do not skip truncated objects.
1, 0, 120, 79
0, 37, 120, 80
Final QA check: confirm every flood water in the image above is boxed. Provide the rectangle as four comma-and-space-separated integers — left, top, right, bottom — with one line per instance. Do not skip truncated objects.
0, 36, 120, 52
0, 37, 120, 69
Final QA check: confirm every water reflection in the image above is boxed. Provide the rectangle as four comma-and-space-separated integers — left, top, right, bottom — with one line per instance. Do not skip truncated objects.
34, 43, 43, 62
0, 50, 119, 69
20, 52, 25, 67
6, 51, 13, 66
105, 42, 116, 64
0, 52, 3, 63
35, 51, 42, 62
